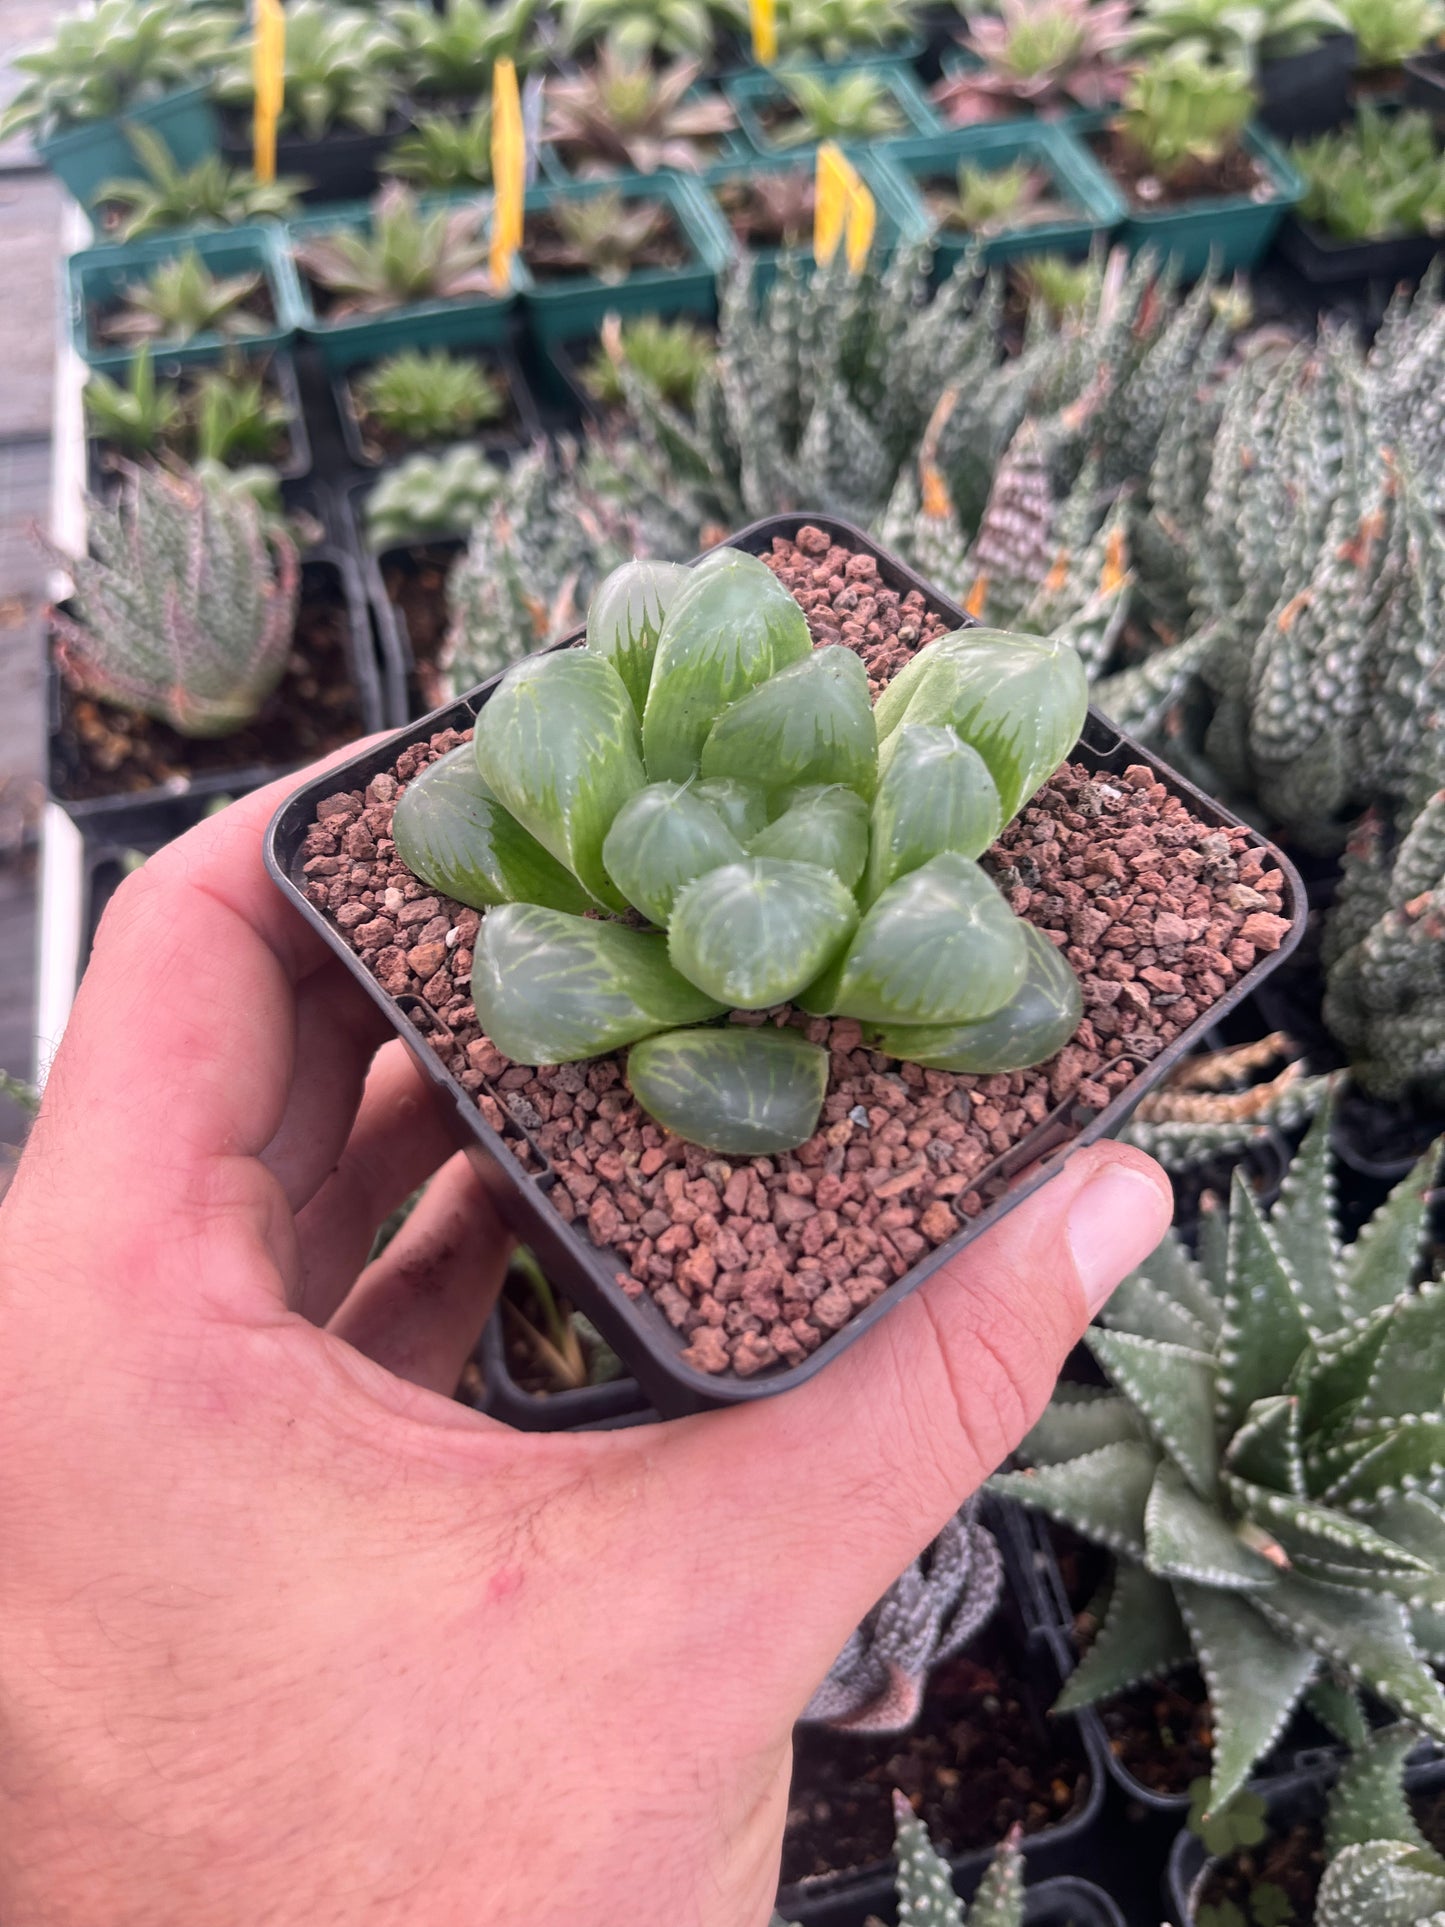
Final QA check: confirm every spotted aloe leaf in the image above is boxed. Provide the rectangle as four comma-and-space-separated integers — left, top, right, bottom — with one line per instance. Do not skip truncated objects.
668, 858, 859, 1009
747, 784, 870, 888
862, 722, 1003, 908
641, 548, 812, 782
875, 629, 1088, 821
692, 776, 769, 843
804, 853, 1028, 1027
471, 903, 725, 1065
628, 1024, 829, 1156
585, 557, 690, 718
472, 650, 645, 911
699, 644, 878, 801
600, 782, 743, 927
390, 745, 592, 914
865, 922, 1080, 1072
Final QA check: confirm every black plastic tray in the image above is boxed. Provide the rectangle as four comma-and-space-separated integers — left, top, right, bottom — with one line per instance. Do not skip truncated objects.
264, 513, 1308, 1417
218, 107, 414, 204
1258, 33, 1356, 140
476, 1312, 654, 1431
1275, 211, 1444, 287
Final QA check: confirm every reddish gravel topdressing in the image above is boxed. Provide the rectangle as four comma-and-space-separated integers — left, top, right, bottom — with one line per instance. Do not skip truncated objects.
299, 530, 1290, 1380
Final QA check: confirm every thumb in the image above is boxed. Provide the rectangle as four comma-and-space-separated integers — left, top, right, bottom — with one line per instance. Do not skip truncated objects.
638, 1140, 1172, 1704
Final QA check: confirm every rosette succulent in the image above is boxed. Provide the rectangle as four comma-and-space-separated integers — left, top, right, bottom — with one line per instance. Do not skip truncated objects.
937, 0, 1134, 122
390, 549, 1087, 1155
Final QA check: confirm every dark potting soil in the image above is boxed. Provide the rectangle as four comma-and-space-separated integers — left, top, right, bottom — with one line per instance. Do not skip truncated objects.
781, 1617, 1090, 1886
300, 526, 1290, 1379
1200, 1784, 1445, 1922
52, 571, 362, 800
1092, 129, 1271, 211
521, 206, 688, 280
713, 173, 816, 247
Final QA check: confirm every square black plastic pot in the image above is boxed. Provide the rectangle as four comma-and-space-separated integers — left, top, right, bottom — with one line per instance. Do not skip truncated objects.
218, 107, 414, 204
264, 513, 1307, 1419
1259, 32, 1356, 140
331, 341, 542, 470
475, 1312, 654, 1431
1275, 210, 1444, 287
343, 482, 465, 724
1405, 49, 1445, 116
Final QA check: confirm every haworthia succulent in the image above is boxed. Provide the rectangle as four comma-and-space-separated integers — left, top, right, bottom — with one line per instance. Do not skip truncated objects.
667, 858, 859, 1009
864, 921, 1080, 1072
584, 557, 691, 718
746, 784, 870, 888
862, 722, 1003, 907
691, 776, 769, 844
699, 644, 878, 801
391, 746, 593, 914
600, 782, 743, 928
627, 1024, 829, 1156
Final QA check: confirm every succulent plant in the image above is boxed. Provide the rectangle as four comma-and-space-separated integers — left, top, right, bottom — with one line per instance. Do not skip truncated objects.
44, 461, 299, 737
558, 0, 745, 62
0, 0, 233, 146
1336, 0, 1445, 70
394, 0, 539, 99
84, 346, 187, 459
1121, 1034, 1331, 1173
293, 184, 496, 319
543, 47, 736, 177
1116, 46, 1258, 185
189, 359, 289, 468
217, 0, 405, 140
1009, 252, 1100, 320
1295, 107, 1445, 242
523, 191, 683, 282
96, 126, 303, 242
98, 247, 270, 349
502, 1248, 625, 1392
363, 444, 504, 549
769, 68, 907, 145
936, 0, 1134, 122
394, 550, 1087, 1153
582, 314, 717, 416
1128, 0, 1350, 66
927, 159, 1063, 236
773, 0, 924, 62
355, 348, 508, 448
1314, 1729, 1445, 1927
713, 166, 817, 248
384, 105, 493, 191
993, 1095, 1445, 1813
773, 1806, 1023, 1927
801, 1500, 1003, 1734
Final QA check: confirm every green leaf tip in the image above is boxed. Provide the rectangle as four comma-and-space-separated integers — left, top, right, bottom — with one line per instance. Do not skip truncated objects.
391, 745, 592, 914
585, 556, 690, 718
628, 1024, 828, 1157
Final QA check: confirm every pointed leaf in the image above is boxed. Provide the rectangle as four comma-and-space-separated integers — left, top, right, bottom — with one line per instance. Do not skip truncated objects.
471, 904, 725, 1065
965, 1832, 1025, 1927
1253, 1570, 1445, 1745
1338, 1139, 1442, 1322
1145, 1460, 1276, 1590
1022, 1389, 1144, 1465
1088, 1326, 1220, 1501
1297, 1307, 1394, 1452
692, 777, 769, 844
1172, 1582, 1318, 1813
600, 782, 743, 928
1370, 1492, 1445, 1567
1326, 1727, 1432, 1858
1323, 1418, 1445, 1509
627, 1025, 828, 1157
863, 921, 1081, 1073
700, 645, 878, 801
585, 557, 690, 717
391, 744, 592, 914
1136, 1229, 1226, 1338
747, 784, 869, 888
890, 1790, 964, 1927
1105, 1271, 1217, 1352
667, 858, 858, 1010
1055, 1562, 1190, 1710
1304, 1677, 1369, 1751
1223, 1477, 1433, 1577
1315, 1842, 1445, 1927
1268, 1102, 1342, 1333
1358, 1281, 1445, 1427
1224, 1397, 1306, 1497
473, 650, 645, 910
1413, 1602, 1445, 1661
988, 1440, 1160, 1559
1217, 1171, 1313, 1439
805, 854, 1027, 1028
642, 548, 812, 782
861, 722, 1002, 908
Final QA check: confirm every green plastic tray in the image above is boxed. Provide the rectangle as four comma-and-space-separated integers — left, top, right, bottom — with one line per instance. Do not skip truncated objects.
724, 57, 940, 156
39, 83, 219, 210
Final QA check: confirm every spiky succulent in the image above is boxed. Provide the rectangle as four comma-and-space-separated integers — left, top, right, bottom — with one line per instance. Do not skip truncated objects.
217, 0, 405, 140
1315, 1730, 1445, 1927
558, 0, 744, 62
45, 461, 299, 737
1128, 0, 1350, 66
773, 1806, 1023, 1927
0, 0, 233, 145
1295, 107, 1445, 242
713, 167, 817, 248
936, 0, 1133, 121
993, 1097, 1445, 1814
773, 0, 924, 62
1336, 0, 1445, 70
384, 105, 493, 191
800, 1500, 1003, 1734
86, 350, 287, 469
96, 127, 303, 241
85, 346, 187, 459
582, 314, 717, 416
98, 247, 270, 349
394, 0, 539, 99
190, 359, 289, 467
392, 548, 1087, 1153
293, 184, 495, 319
523, 192, 683, 282
543, 48, 735, 177
364, 444, 504, 549
354, 348, 508, 447
928, 160, 1062, 236
768, 68, 907, 145
1117, 46, 1258, 184
1121, 1034, 1332, 1174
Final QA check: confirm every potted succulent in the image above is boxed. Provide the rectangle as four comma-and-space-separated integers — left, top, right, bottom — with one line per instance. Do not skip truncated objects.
1281, 104, 1445, 283
547, 313, 718, 425
267, 516, 1303, 1413
394, 0, 540, 106
67, 227, 300, 374
556, 0, 747, 66
931, 0, 1134, 125
725, 59, 939, 153
334, 344, 539, 469
216, 0, 413, 204
540, 46, 742, 183
286, 184, 521, 371
1127, 0, 1357, 140
382, 105, 494, 193
44, 461, 381, 824
0, 0, 228, 208
700, 148, 929, 295
1339, 0, 1445, 93
83, 345, 311, 494
476, 1249, 652, 1431
91, 125, 306, 243
878, 123, 1126, 270
762, 0, 929, 66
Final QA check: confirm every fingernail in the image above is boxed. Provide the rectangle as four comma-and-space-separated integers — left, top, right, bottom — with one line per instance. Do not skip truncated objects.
1067, 1162, 1173, 1317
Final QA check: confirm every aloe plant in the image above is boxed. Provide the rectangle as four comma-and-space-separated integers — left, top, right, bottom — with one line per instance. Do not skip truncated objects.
84, 346, 186, 459
98, 248, 270, 349
769, 68, 906, 145
392, 550, 1087, 1153
1315, 1730, 1445, 1927
523, 192, 684, 282
0, 0, 234, 145
928, 160, 1063, 236
384, 105, 493, 191
190, 360, 289, 467
558, 0, 744, 62
937, 0, 1133, 121
293, 184, 496, 319
217, 0, 406, 140
97, 126, 303, 242
1295, 107, 1445, 242
394, 0, 539, 99
773, 0, 924, 61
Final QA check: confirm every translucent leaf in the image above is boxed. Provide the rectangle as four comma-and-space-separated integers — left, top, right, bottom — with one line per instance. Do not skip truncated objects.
805, 853, 1027, 1028
600, 782, 742, 928
1268, 1103, 1342, 1334
1022, 1389, 1144, 1465
699, 645, 878, 802
874, 627, 1088, 821
1224, 1396, 1306, 1498
861, 722, 1002, 908
1326, 1727, 1433, 1859
473, 650, 645, 911
863, 921, 1080, 1073
1254, 1570, 1445, 1746
1339, 1138, 1442, 1322
667, 858, 858, 1009
1145, 1460, 1275, 1589
470, 904, 725, 1065
641, 548, 811, 782
1088, 1326, 1220, 1501
390, 744, 592, 914
1172, 1583, 1318, 1814
988, 1440, 1160, 1560
585, 557, 690, 718
1217, 1171, 1313, 1440
1055, 1562, 1190, 1711
692, 776, 769, 844
747, 784, 870, 888
628, 1024, 829, 1157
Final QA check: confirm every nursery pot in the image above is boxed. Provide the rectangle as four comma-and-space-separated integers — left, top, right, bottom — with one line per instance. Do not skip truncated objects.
723, 57, 940, 156
538, 80, 749, 185
37, 83, 219, 210
219, 107, 415, 205
333, 341, 541, 470
1274, 211, 1444, 290
476, 1312, 652, 1431
344, 481, 465, 723
265, 514, 1307, 1419
1405, 49, 1445, 118
1258, 32, 1357, 140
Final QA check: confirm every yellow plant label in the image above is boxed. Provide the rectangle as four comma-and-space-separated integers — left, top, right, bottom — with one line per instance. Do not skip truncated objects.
750, 0, 778, 65
252, 0, 285, 184
490, 56, 525, 289
814, 143, 873, 273
844, 173, 875, 273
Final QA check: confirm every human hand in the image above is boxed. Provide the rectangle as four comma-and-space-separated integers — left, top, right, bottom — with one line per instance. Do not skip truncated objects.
0, 764, 1172, 1927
